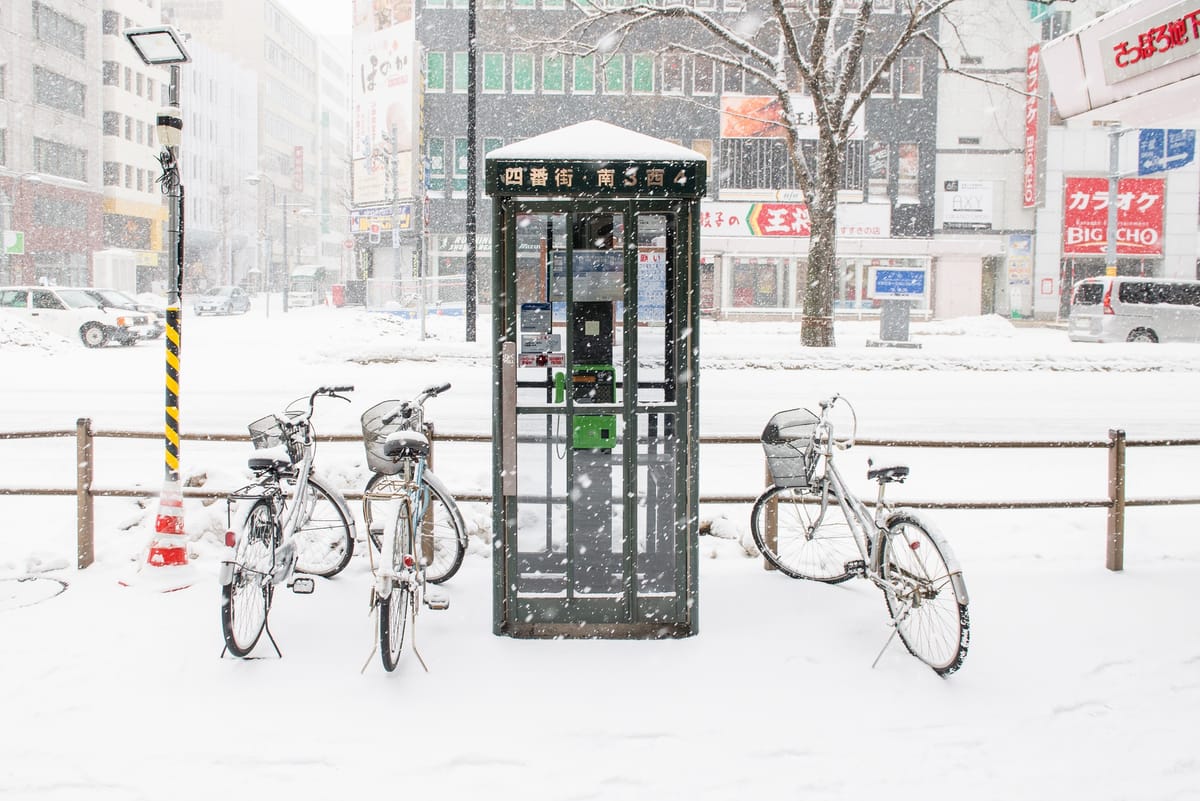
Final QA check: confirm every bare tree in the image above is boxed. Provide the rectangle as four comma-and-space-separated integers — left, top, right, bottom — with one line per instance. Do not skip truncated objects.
546, 0, 962, 347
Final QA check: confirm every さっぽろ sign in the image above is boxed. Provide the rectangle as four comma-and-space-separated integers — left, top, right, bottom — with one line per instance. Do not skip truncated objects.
1061, 176, 1165, 256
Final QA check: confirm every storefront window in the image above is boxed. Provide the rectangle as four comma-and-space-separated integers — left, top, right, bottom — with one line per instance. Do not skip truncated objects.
730, 257, 783, 308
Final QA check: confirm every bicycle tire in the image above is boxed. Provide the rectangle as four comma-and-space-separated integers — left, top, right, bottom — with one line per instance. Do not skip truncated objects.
750, 484, 861, 583
880, 512, 970, 676
363, 471, 467, 584
379, 496, 414, 672
221, 499, 274, 657
291, 477, 355, 578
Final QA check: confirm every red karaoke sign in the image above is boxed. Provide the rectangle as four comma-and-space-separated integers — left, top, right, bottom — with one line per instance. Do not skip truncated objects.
1062, 176, 1165, 256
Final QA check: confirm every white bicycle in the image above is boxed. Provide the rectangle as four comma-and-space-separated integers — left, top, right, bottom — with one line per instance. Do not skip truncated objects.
219, 386, 357, 658
749, 395, 970, 676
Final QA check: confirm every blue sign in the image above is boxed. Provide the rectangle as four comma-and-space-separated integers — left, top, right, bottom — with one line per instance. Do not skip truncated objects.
872, 268, 926, 298
1138, 129, 1196, 175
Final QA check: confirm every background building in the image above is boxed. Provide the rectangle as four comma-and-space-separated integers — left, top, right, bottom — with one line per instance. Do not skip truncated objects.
1, 0, 105, 287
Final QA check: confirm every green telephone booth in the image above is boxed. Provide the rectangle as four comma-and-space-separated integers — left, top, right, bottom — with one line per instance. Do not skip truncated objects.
487, 120, 707, 638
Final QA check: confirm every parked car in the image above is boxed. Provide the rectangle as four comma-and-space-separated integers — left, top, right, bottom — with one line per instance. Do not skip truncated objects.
0, 286, 155, 347
194, 285, 251, 316
85, 288, 166, 339
1068, 276, 1200, 343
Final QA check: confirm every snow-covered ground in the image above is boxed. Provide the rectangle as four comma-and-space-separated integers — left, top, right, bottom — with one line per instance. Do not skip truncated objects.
2, 299, 1198, 800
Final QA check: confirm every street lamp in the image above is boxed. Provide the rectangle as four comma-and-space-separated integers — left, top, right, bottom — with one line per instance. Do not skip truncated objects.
126, 24, 193, 581
246, 172, 310, 314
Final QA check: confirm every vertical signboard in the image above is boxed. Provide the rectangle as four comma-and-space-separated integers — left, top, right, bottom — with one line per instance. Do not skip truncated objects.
1062, 176, 1165, 256
1007, 233, 1034, 317
1022, 45, 1040, 209
351, 1, 415, 206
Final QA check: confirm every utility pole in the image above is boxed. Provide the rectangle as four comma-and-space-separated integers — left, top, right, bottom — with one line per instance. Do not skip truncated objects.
1105, 125, 1122, 278
465, 0, 478, 342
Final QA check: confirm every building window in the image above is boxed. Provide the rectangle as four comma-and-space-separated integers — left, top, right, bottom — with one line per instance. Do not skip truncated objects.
34, 2, 86, 59
426, 52, 446, 91
544, 0, 565, 7
482, 0, 504, 7
125, 164, 133, 188
124, 66, 131, 91
632, 54, 654, 94
453, 52, 468, 93
897, 143, 919, 204
662, 53, 683, 94
512, 52, 534, 93
718, 138, 863, 192
0, 129, 6, 167
899, 57, 922, 97
33, 66, 85, 116
102, 9, 121, 34
604, 54, 625, 94
426, 137, 446, 192
136, 72, 144, 97
573, 55, 595, 93
137, 168, 145, 192
103, 111, 120, 136
483, 53, 505, 92
514, 0, 535, 7
0, 65, 6, 99
104, 161, 121, 186
102, 61, 120, 86
453, 137, 468, 192
136, 120, 145, 145
722, 59, 744, 94
125, 116, 132, 140
33, 137, 87, 182
425, 0, 447, 8
146, 80, 153, 102
542, 53, 564, 93
869, 57, 892, 97
692, 55, 715, 95
868, 141, 888, 200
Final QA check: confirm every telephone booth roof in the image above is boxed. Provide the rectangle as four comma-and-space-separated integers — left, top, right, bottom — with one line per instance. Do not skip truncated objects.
485, 120, 708, 199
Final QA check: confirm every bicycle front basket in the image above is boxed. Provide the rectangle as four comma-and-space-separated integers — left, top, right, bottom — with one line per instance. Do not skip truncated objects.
361, 400, 413, 475
761, 408, 820, 488
248, 414, 285, 450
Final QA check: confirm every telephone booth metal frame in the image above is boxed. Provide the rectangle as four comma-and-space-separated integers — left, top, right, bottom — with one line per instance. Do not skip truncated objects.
486, 121, 707, 638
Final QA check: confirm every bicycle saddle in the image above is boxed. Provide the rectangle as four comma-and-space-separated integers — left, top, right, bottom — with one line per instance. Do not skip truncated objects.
867, 463, 909, 484
383, 430, 430, 459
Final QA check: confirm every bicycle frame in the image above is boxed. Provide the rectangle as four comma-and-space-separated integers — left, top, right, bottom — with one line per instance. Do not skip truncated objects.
814, 455, 889, 581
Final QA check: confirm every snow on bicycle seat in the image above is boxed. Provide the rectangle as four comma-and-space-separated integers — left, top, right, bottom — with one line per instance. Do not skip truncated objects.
248, 444, 291, 472
383, 429, 430, 459
867, 463, 909, 483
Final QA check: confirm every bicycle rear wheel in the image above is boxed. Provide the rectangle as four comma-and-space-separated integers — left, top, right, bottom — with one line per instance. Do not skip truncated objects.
221, 499, 274, 657
750, 484, 861, 583
364, 471, 467, 584
291, 477, 354, 578
379, 496, 414, 672
880, 513, 970, 676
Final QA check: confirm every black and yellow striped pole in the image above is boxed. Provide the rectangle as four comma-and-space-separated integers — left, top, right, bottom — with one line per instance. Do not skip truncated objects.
126, 27, 192, 575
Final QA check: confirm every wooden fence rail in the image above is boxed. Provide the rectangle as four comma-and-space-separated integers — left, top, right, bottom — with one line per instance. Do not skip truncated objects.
3, 422, 1199, 572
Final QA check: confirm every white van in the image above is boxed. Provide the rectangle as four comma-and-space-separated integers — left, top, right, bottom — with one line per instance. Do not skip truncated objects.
1067, 276, 1200, 343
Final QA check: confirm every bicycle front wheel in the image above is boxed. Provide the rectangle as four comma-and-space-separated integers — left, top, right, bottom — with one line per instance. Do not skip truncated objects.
221, 499, 274, 657
379, 497, 414, 672
364, 471, 467, 584
291, 477, 354, 578
750, 484, 861, 583
880, 513, 970, 676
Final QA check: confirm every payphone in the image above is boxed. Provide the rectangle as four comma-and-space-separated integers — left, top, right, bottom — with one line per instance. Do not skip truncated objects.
487, 120, 706, 638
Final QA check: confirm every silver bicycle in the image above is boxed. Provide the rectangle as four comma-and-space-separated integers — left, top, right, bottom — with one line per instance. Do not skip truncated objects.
219, 386, 356, 658
749, 395, 970, 676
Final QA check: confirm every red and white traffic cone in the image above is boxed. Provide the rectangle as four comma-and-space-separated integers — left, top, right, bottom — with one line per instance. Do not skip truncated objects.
148, 480, 188, 567
120, 479, 195, 591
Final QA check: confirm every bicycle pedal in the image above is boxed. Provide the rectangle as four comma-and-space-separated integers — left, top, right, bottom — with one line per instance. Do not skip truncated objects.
844, 560, 866, 576
424, 587, 450, 611
290, 577, 315, 595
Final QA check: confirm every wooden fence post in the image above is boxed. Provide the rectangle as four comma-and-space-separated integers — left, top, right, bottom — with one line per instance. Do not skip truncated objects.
1107, 428, 1126, 572
77, 417, 94, 569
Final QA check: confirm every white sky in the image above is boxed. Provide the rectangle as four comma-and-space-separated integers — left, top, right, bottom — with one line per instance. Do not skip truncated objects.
283, 0, 353, 44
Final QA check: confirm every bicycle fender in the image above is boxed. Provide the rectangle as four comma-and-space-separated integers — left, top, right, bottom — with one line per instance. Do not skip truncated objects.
884, 510, 969, 605
218, 560, 234, 586
422, 469, 467, 535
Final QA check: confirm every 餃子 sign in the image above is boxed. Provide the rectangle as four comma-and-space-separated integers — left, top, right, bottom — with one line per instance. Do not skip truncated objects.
1062, 176, 1165, 256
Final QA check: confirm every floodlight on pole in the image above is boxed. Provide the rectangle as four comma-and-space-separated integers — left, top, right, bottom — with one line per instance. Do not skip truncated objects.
126, 24, 193, 586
